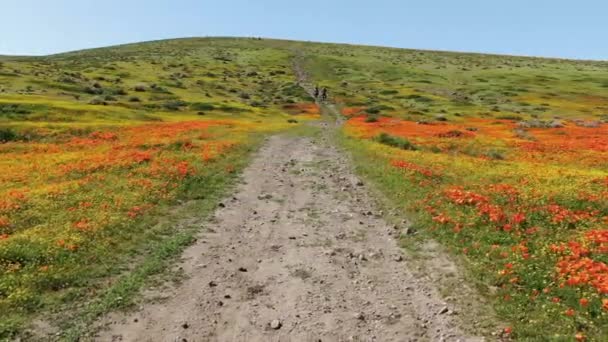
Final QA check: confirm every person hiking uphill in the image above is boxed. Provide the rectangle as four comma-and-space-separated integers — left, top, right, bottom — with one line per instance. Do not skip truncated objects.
321, 87, 328, 101
313, 85, 320, 99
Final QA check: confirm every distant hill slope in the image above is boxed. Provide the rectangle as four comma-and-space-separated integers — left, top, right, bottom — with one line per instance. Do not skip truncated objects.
1, 37, 606, 127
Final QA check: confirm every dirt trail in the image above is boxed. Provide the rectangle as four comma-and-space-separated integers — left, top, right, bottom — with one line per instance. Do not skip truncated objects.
96, 124, 484, 341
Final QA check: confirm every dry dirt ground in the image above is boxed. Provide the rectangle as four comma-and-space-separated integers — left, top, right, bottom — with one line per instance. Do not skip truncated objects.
96, 126, 487, 342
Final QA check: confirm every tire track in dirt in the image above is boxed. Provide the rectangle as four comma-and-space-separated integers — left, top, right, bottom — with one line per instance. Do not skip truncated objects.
96, 129, 484, 341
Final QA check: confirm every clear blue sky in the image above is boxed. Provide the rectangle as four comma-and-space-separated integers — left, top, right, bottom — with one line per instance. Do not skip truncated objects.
1, 0, 606, 60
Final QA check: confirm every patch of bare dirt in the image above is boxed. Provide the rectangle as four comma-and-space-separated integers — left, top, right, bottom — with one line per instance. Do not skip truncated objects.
95, 132, 486, 342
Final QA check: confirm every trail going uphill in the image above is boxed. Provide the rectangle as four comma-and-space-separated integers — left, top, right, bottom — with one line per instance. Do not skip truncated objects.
97, 126, 483, 341
95, 53, 487, 342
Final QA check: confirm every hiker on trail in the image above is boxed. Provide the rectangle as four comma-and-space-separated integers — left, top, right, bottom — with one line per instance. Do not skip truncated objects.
313, 85, 319, 99
321, 87, 328, 101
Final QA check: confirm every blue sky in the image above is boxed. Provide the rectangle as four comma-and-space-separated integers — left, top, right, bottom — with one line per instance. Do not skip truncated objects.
1, 0, 606, 60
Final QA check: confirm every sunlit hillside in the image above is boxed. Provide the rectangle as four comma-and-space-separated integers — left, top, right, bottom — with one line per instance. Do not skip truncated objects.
1, 37, 608, 340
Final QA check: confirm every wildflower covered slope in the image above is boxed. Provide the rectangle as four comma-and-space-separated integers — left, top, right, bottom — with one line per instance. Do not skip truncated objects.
305, 45, 608, 339
0, 38, 318, 336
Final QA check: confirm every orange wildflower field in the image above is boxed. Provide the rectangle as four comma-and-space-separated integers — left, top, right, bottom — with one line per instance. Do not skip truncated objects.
341, 114, 608, 339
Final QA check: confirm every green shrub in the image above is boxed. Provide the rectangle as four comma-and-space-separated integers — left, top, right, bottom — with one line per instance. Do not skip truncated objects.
496, 114, 523, 121
365, 115, 379, 123
0, 103, 35, 116
404, 94, 433, 103
0, 128, 19, 142
485, 149, 505, 160
380, 89, 399, 95
375, 132, 417, 150
88, 97, 107, 105
162, 100, 188, 111
83, 86, 103, 95
366, 104, 394, 114
107, 88, 127, 96
190, 102, 215, 111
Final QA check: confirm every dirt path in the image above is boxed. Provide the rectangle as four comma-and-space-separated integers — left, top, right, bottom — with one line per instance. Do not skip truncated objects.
96, 125, 484, 341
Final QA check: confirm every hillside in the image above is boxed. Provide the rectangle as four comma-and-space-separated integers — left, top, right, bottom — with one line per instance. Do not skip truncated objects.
1, 37, 608, 340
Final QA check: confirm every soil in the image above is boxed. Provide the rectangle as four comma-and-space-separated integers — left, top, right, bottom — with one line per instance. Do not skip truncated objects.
96, 127, 486, 341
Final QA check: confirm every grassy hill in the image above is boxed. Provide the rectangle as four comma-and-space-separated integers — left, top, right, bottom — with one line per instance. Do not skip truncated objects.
1, 37, 608, 340
0, 37, 319, 339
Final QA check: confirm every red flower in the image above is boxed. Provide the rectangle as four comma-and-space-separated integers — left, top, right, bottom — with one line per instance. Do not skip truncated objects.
432, 213, 451, 224
511, 212, 526, 225
72, 219, 90, 231
130, 151, 152, 163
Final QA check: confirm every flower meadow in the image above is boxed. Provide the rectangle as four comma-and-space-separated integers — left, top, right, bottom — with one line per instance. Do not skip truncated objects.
343, 115, 608, 339
0, 117, 302, 330
300, 41, 608, 339
0, 38, 320, 337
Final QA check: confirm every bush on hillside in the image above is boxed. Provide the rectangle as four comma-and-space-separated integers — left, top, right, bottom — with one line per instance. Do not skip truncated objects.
375, 132, 417, 150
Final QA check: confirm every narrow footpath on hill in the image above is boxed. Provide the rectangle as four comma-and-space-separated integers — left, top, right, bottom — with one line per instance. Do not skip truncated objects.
94, 55, 490, 342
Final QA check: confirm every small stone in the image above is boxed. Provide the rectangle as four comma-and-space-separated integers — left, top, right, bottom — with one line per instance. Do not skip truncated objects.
257, 193, 273, 200
438, 306, 449, 315
404, 227, 417, 236
270, 319, 282, 329
181, 322, 189, 329
218, 202, 225, 208
238, 267, 248, 272
354, 312, 365, 320
208, 281, 218, 287
356, 181, 364, 186
394, 255, 403, 262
